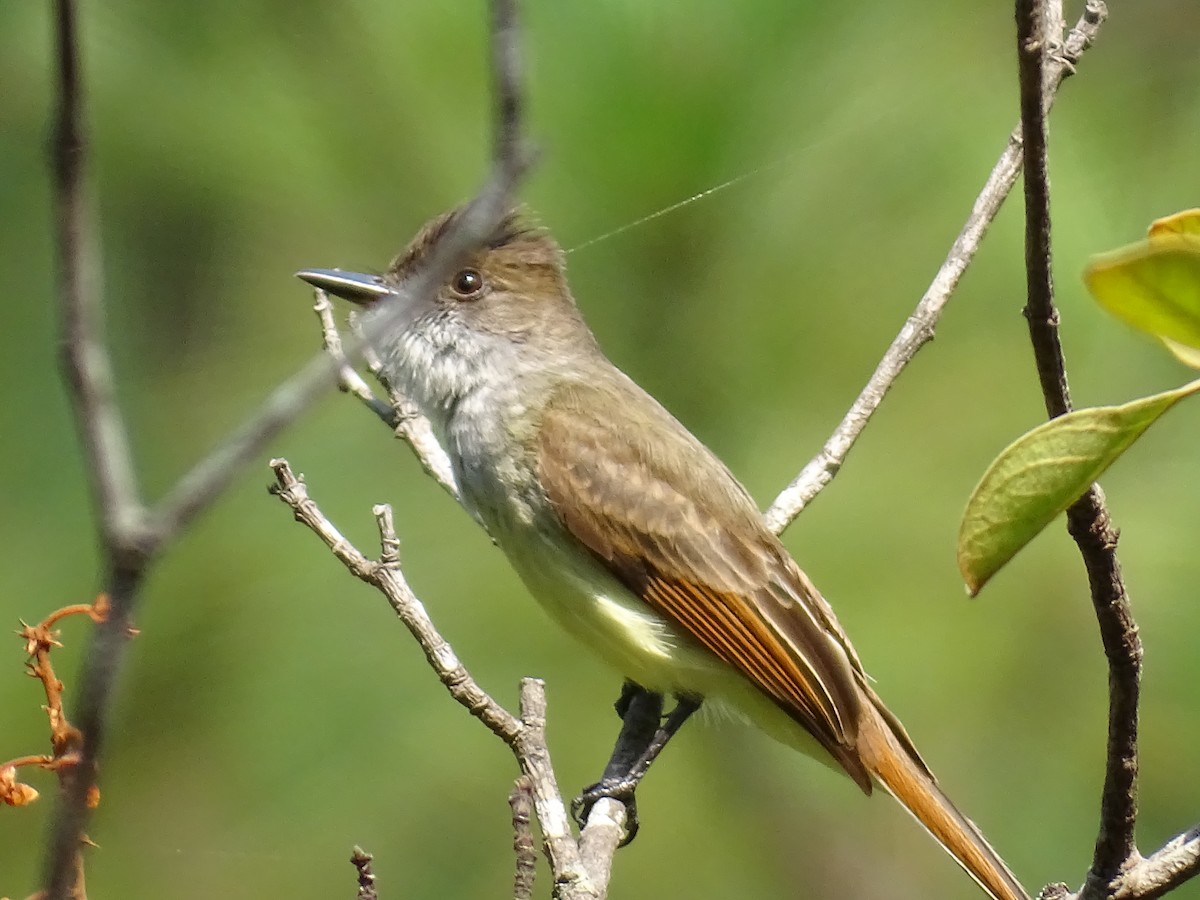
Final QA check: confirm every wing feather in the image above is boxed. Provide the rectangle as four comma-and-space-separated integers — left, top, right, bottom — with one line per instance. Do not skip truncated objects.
535, 379, 870, 781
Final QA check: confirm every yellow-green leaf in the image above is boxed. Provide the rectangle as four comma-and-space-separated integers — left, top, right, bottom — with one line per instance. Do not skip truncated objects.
1161, 337, 1200, 369
1148, 208, 1200, 238
1084, 233, 1200, 350
957, 379, 1200, 595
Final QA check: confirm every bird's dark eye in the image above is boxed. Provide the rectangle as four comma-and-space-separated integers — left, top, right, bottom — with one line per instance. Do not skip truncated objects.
450, 268, 486, 299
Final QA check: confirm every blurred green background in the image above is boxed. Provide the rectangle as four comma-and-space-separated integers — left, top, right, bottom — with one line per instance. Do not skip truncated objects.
2, 1, 1198, 897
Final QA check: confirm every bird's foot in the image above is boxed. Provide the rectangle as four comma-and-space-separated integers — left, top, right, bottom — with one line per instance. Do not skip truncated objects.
572, 777, 641, 846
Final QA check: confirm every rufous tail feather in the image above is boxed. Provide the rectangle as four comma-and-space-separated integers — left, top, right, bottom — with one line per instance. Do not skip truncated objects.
856, 702, 1030, 900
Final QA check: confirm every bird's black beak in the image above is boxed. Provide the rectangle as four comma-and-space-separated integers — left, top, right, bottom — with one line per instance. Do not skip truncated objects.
295, 268, 394, 306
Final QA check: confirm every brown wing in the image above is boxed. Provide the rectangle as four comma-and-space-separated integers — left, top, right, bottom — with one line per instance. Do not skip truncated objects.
535, 378, 872, 789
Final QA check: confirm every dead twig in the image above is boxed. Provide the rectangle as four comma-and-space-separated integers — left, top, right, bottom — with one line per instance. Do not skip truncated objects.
350, 846, 378, 900
267, 460, 626, 899
1012, 2, 1197, 897
41, 0, 535, 894
764, 0, 1108, 533
4, 596, 132, 900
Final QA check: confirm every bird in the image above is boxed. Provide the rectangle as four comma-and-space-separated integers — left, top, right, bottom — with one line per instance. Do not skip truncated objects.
297, 206, 1029, 900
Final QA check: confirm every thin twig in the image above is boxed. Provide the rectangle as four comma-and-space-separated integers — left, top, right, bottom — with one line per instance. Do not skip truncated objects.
388, 399, 462, 501
350, 846, 379, 900
268, 459, 520, 743
267, 462, 622, 899
45, 4, 152, 894
41, 1, 534, 895
1019, 0, 1070, 421
317, 297, 457, 503
1012, 1, 1148, 896
143, 0, 532, 550
764, 0, 1108, 533
1, 596, 119, 843
1116, 826, 1200, 900
490, 0, 524, 167
509, 776, 537, 900
42, 568, 140, 900
511, 681, 588, 890
1068, 485, 1141, 899
313, 288, 397, 426
347, 310, 461, 502
51, 0, 143, 551
513, 679, 619, 900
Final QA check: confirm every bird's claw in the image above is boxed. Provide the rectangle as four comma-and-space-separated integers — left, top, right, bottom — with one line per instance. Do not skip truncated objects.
572, 778, 641, 846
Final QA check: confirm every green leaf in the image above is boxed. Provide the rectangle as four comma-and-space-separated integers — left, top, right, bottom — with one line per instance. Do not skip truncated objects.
1148, 208, 1200, 238
1161, 337, 1200, 370
957, 380, 1200, 595
1083, 231, 1200, 350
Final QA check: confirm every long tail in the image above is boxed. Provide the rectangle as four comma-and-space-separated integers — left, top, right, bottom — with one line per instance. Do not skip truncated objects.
856, 699, 1030, 900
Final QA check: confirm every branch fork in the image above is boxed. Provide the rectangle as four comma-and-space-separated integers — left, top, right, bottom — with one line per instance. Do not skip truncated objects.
268, 458, 626, 899
43, 0, 1200, 895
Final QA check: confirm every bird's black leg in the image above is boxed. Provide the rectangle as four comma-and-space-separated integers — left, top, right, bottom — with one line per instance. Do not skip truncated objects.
573, 687, 702, 844
612, 678, 646, 721
572, 682, 662, 839
606, 681, 664, 778
619, 692, 702, 784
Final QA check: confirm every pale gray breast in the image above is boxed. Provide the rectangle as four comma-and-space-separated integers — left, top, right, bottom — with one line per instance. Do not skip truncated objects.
445, 380, 548, 537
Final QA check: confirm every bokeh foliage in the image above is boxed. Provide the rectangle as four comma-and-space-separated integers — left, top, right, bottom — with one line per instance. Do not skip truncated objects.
1, 1, 1198, 898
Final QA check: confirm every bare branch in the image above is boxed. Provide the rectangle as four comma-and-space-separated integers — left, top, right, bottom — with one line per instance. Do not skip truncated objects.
1016, 0, 1138, 884
41, 3, 534, 893
314, 293, 461, 500
313, 288, 397, 426
509, 776, 538, 900
51, 0, 144, 551
490, 0, 526, 167
346, 311, 461, 501
1116, 826, 1200, 900
514, 680, 630, 898
1044, 824, 1200, 900
764, 0, 1108, 533
386, 399, 461, 501
350, 846, 379, 900
268, 459, 520, 743
1009, 1, 1153, 896
509, 680, 593, 896
44, 3, 154, 893
41, 567, 141, 900
267, 461, 625, 899
1066, 488, 1141, 896
143, 0, 532, 550
1019, 0, 1069, 422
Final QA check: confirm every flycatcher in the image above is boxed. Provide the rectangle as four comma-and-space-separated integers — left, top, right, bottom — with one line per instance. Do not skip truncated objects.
298, 207, 1028, 900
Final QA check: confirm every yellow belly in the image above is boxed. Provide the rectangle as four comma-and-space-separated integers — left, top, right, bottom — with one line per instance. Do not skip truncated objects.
499, 521, 835, 767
